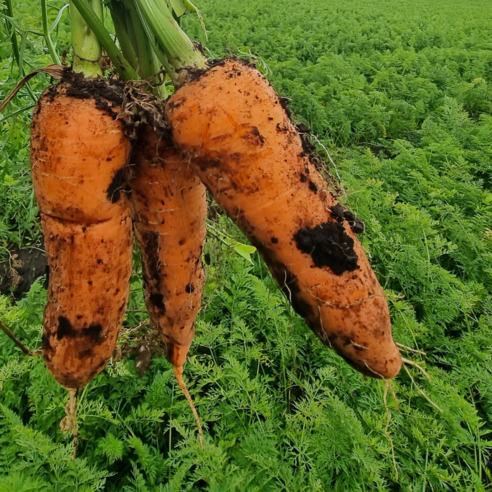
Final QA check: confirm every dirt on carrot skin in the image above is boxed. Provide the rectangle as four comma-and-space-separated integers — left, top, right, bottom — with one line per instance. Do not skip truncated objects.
140, 230, 162, 288
46, 68, 125, 120
183, 56, 363, 238
329, 204, 365, 234
176, 55, 257, 87
106, 168, 127, 203
294, 222, 360, 275
41, 212, 133, 388
128, 125, 207, 369
32, 75, 133, 389
176, 56, 347, 202
166, 58, 402, 379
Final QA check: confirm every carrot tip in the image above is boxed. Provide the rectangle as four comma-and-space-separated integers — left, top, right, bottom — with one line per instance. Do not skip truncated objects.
173, 365, 204, 450
59, 388, 79, 460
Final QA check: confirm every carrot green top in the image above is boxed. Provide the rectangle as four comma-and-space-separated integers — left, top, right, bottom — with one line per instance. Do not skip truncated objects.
68, 0, 207, 87
70, 0, 103, 77
69, 0, 138, 79
133, 0, 207, 86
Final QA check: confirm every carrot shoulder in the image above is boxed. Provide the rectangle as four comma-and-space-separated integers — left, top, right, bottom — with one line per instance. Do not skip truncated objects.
30, 76, 133, 388
166, 59, 402, 379
129, 126, 207, 369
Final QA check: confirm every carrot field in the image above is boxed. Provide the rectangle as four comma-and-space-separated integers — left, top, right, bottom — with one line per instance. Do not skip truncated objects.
1, 0, 492, 490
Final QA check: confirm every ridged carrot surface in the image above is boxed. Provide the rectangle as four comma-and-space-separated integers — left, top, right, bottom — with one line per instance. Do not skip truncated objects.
129, 126, 206, 368
30, 79, 133, 389
166, 60, 402, 379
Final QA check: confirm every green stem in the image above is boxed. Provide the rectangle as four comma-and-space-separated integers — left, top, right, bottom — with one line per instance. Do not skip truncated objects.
0, 103, 36, 122
110, 0, 166, 97
144, 27, 176, 83
4, 0, 20, 67
4, 0, 37, 102
151, 50, 168, 99
0, 319, 38, 357
111, 0, 167, 97
109, 0, 138, 71
18, 30, 37, 102
41, 0, 61, 64
134, 0, 206, 85
70, 0, 102, 76
120, 0, 154, 79
70, 0, 138, 80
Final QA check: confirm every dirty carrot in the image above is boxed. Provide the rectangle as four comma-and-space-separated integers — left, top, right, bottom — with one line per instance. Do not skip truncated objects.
129, 125, 206, 371
128, 123, 206, 449
27, 0, 136, 390
30, 72, 133, 389
166, 59, 401, 379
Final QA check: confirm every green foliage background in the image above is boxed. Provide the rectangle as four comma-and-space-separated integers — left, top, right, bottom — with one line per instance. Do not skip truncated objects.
1, 0, 492, 490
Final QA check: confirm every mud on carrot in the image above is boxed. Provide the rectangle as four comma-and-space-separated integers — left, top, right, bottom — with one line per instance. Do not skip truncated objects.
165, 59, 402, 379
30, 72, 133, 388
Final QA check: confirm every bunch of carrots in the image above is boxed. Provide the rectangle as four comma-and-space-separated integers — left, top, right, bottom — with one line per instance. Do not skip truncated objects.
1, 0, 402, 455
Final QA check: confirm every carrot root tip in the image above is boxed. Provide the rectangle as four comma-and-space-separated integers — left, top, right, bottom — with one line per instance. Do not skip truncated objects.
383, 380, 399, 479
173, 365, 204, 451
60, 388, 79, 460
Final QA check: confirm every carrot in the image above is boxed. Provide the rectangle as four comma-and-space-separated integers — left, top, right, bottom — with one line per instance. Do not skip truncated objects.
129, 124, 207, 448
129, 125, 207, 369
30, 73, 133, 388
165, 59, 402, 379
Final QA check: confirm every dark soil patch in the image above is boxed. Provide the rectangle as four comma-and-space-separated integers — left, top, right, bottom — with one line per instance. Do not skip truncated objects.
107, 167, 126, 203
56, 316, 104, 344
46, 68, 125, 120
294, 222, 359, 275
149, 293, 166, 313
329, 205, 365, 234
0, 245, 48, 299
342, 210, 365, 234
178, 54, 257, 86
139, 230, 161, 287
330, 204, 345, 223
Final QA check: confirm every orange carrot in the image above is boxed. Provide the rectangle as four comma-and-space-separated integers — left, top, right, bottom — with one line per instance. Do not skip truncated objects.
166, 59, 402, 379
129, 125, 207, 369
30, 74, 133, 388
